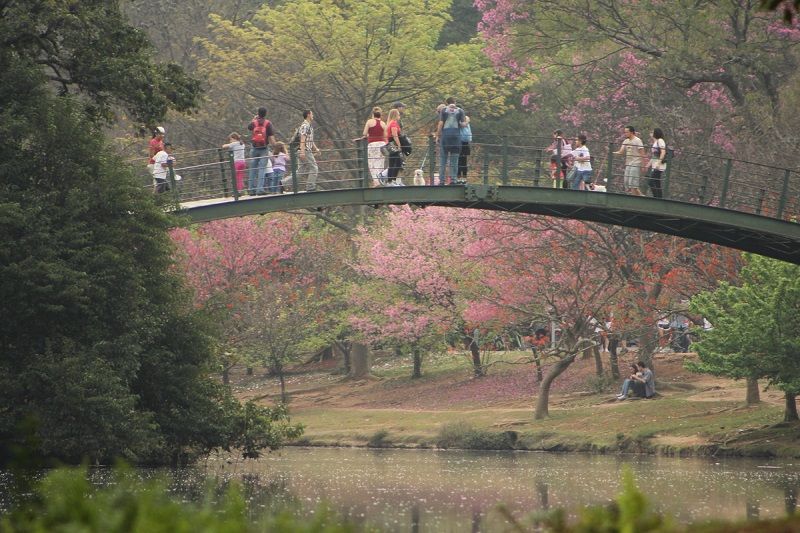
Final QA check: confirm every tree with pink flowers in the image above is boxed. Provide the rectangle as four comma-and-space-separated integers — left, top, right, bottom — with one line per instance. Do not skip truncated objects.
475, 0, 800, 163
352, 206, 486, 378
463, 215, 626, 419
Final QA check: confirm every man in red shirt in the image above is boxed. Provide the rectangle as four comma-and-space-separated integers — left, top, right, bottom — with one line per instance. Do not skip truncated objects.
147, 126, 165, 175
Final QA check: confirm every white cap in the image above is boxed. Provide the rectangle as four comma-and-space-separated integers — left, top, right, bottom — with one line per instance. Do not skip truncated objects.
155, 126, 165, 134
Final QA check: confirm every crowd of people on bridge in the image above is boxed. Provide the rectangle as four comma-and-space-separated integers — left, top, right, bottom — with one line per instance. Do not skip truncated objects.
146, 98, 671, 196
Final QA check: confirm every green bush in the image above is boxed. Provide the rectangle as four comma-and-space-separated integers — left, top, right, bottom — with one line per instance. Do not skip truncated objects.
1, 466, 357, 533
367, 429, 391, 448
585, 373, 617, 394
436, 421, 517, 450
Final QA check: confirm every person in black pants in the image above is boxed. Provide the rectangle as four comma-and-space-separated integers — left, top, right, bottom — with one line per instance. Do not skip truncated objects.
648, 128, 667, 198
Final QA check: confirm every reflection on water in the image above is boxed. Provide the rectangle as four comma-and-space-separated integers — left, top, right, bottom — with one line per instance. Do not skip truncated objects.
205, 448, 799, 531
2, 448, 798, 531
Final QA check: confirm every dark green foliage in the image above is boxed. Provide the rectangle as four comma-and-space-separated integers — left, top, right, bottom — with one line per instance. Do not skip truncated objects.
0, 0, 201, 124
367, 429, 391, 448
687, 254, 800, 421
1, 466, 357, 533
436, 421, 517, 450
0, 30, 299, 463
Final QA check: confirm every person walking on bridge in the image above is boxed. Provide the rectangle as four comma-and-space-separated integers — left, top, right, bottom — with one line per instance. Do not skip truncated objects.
436, 97, 466, 186
614, 126, 645, 195
359, 106, 387, 187
297, 109, 320, 192
648, 128, 667, 199
247, 107, 276, 195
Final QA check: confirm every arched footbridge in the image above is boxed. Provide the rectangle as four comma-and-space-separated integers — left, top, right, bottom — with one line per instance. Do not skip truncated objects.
154, 136, 800, 264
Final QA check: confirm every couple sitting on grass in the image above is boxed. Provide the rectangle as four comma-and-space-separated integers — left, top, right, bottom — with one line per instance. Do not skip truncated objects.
617, 361, 655, 400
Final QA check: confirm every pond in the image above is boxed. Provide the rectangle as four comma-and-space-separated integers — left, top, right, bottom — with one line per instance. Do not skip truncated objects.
5, 447, 799, 531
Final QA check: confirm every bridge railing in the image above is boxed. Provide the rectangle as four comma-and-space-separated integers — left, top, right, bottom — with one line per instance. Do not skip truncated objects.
138, 136, 799, 223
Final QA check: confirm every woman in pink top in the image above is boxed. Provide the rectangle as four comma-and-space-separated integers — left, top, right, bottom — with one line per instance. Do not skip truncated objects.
385, 108, 403, 185
360, 107, 387, 186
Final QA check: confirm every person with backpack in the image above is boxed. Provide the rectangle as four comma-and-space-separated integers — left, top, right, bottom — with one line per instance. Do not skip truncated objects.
648, 128, 667, 199
246, 107, 276, 195
385, 108, 404, 185
436, 97, 466, 186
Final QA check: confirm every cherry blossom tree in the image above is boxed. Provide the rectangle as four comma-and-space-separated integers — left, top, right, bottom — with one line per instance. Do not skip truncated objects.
475, 0, 800, 162
352, 206, 486, 378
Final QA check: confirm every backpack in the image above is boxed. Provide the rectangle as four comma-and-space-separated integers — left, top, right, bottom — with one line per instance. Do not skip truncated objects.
251, 118, 270, 147
442, 107, 462, 130
665, 145, 675, 161
399, 133, 412, 156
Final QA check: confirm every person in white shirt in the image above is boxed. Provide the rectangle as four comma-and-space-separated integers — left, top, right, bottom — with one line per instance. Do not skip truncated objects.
571, 134, 592, 190
614, 125, 646, 195
648, 128, 667, 198
222, 132, 246, 192
152, 142, 174, 194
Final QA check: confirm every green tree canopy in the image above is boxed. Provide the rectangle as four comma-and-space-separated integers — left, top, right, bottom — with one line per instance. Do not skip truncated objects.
688, 255, 800, 422
200, 0, 509, 141
1, 0, 201, 125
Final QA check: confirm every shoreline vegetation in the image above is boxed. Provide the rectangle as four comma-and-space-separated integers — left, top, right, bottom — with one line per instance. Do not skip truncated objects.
231, 349, 800, 459
5, 465, 800, 532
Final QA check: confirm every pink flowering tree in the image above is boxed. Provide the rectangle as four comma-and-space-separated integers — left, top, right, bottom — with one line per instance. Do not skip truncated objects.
476, 0, 800, 161
171, 215, 301, 382
463, 215, 627, 419
351, 206, 487, 378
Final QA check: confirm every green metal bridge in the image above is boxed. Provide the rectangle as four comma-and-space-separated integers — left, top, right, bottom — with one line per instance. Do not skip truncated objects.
156, 136, 800, 264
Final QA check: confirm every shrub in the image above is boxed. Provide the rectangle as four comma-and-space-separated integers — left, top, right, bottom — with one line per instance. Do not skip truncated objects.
585, 373, 617, 394
367, 429, 390, 448
436, 421, 517, 450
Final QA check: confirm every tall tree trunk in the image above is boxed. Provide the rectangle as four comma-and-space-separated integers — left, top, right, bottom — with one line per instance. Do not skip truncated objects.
470, 341, 483, 377
592, 345, 603, 376
784, 392, 799, 422
608, 336, 620, 380
278, 371, 287, 404
534, 354, 577, 420
532, 349, 543, 382
349, 342, 371, 379
745, 377, 760, 405
638, 327, 657, 370
335, 340, 351, 375
412, 346, 422, 379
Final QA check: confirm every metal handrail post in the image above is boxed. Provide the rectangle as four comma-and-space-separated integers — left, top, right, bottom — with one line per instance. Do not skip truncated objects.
555, 140, 562, 188
290, 146, 299, 193
357, 139, 368, 188
533, 148, 542, 187
483, 147, 489, 185
427, 135, 436, 186
217, 148, 229, 198
719, 158, 732, 209
777, 169, 791, 219
605, 142, 614, 190
501, 137, 509, 185
228, 152, 239, 201
663, 159, 673, 198
167, 159, 180, 204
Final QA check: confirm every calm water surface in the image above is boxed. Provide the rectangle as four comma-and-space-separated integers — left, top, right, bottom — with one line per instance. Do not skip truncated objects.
7, 447, 800, 531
